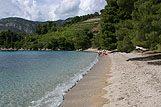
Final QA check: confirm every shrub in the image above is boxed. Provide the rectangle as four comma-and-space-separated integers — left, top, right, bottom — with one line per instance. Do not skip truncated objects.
117, 36, 135, 53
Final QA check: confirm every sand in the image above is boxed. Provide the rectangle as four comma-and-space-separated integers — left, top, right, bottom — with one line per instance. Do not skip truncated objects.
61, 52, 161, 107
103, 52, 161, 107
61, 55, 111, 107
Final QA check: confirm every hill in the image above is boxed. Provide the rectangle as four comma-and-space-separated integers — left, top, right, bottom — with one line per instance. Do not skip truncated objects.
0, 17, 41, 34
0, 12, 100, 34
22, 17, 100, 50
0, 13, 100, 50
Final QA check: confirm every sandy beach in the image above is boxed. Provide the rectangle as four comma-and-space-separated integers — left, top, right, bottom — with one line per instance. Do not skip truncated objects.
61, 51, 161, 107
103, 52, 161, 107
61, 55, 111, 107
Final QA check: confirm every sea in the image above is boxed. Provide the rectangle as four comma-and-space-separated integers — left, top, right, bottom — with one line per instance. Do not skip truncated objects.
0, 51, 98, 107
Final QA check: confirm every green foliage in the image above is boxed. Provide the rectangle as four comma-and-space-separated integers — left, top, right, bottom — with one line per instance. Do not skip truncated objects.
0, 13, 100, 51
23, 19, 98, 50
91, 34, 101, 48
0, 30, 23, 49
2, 1, 161, 52
73, 31, 91, 50
117, 36, 135, 52
100, 0, 161, 52
36, 21, 58, 35
99, 0, 119, 50
131, 0, 161, 50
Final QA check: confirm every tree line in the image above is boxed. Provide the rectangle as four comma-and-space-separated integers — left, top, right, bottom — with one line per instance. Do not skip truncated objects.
0, 13, 99, 50
1, 0, 161, 52
99, 0, 161, 52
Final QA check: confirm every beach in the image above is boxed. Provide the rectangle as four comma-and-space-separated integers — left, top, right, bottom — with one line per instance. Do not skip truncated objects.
103, 52, 161, 107
61, 55, 111, 107
62, 52, 161, 107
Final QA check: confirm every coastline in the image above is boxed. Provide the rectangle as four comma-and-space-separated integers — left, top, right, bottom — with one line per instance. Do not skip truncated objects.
3, 49, 161, 106
29, 51, 99, 107
61, 55, 111, 107
61, 51, 161, 107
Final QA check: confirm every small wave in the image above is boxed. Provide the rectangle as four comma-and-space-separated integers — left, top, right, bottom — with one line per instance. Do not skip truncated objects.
30, 55, 99, 107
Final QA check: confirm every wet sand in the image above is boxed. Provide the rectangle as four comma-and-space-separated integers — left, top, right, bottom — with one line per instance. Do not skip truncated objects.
61, 55, 111, 107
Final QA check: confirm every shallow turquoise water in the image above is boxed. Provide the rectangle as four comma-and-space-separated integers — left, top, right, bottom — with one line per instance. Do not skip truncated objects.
0, 51, 98, 107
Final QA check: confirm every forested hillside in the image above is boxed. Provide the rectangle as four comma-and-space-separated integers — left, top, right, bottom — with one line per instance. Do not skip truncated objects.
0, 13, 100, 50
100, 0, 161, 52
1, 0, 161, 52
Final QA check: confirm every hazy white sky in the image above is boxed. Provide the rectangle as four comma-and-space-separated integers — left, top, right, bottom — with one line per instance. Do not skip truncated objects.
0, 0, 106, 21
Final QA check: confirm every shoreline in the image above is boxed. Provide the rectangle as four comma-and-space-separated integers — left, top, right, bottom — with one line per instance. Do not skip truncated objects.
61, 55, 111, 107
30, 51, 99, 107
61, 51, 161, 107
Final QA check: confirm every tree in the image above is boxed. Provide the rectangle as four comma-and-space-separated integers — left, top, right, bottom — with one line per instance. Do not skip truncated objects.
0, 30, 22, 49
100, 0, 119, 50
117, 36, 135, 52
74, 31, 91, 50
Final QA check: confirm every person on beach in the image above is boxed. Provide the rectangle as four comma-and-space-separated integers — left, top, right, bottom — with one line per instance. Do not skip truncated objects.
98, 50, 108, 56
98, 51, 102, 56
103, 50, 108, 56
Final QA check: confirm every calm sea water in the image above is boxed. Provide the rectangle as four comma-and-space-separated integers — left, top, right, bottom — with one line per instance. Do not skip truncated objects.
0, 51, 98, 107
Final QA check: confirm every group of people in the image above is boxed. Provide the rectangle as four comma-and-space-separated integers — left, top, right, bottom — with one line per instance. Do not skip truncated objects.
98, 50, 108, 56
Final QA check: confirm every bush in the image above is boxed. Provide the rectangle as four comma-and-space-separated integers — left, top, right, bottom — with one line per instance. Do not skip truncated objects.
157, 44, 161, 52
117, 36, 135, 53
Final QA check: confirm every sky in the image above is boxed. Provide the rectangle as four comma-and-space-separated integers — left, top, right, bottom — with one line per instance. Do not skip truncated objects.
0, 0, 106, 21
